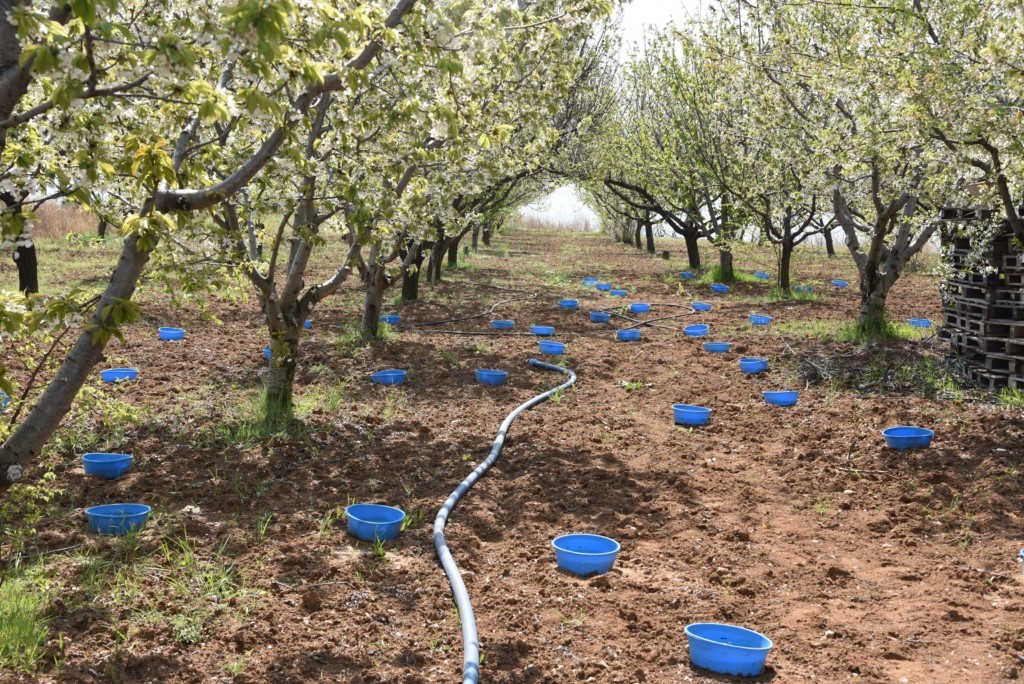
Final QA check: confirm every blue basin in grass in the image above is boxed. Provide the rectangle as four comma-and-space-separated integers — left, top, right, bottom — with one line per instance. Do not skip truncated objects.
86, 504, 151, 536
673, 404, 711, 426
629, 302, 651, 314
101, 368, 138, 383
538, 340, 566, 355
908, 318, 932, 329
749, 314, 773, 326
711, 283, 730, 294
680, 271, 696, 280
552, 534, 620, 576
345, 503, 405, 542
0, 391, 9, 410
754, 271, 770, 280
531, 325, 555, 336
491, 319, 515, 330
371, 369, 406, 385
616, 329, 641, 342
82, 453, 133, 479
763, 390, 798, 407
582, 277, 599, 287
794, 285, 813, 294
263, 347, 272, 361
684, 324, 709, 337
610, 289, 628, 297
832, 279, 849, 288
596, 283, 612, 291
882, 426, 934, 450
685, 623, 773, 677
379, 314, 400, 326
558, 299, 579, 311
692, 301, 712, 312
475, 369, 508, 386
739, 357, 769, 374
158, 327, 185, 341
703, 341, 731, 353
589, 311, 611, 323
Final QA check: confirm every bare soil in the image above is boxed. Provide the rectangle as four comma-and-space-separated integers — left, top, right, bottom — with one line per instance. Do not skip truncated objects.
3, 229, 1024, 683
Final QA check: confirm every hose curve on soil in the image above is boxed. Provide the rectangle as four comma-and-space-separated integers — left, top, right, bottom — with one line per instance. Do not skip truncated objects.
433, 357, 577, 684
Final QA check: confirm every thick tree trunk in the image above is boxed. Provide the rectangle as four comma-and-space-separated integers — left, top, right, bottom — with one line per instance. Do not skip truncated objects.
471, 224, 479, 251
1, 232, 153, 488
684, 234, 701, 269
402, 249, 425, 302
264, 334, 298, 410
14, 243, 38, 294
360, 265, 387, 338
633, 224, 642, 249
644, 222, 655, 254
98, 219, 107, 239
858, 275, 891, 326
823, 228, 835, 257
718, 249, 734, 281
447, 236, 460, 267
428, 240, 445, 284
482, 225, 491, 246
779, 241, 793, 292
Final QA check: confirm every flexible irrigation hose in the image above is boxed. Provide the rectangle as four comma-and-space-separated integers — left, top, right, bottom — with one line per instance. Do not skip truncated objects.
433, 357, 577, 684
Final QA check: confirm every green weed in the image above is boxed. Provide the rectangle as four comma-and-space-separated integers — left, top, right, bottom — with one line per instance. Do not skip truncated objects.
0, 576, 50, 672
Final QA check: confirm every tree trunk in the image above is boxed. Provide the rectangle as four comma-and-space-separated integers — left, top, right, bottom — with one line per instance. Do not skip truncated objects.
471, 224, 479, 251
718, 249, 734, 281
264, 335, 298, 411
633, 223, 641, 249
644, 222, 655, 254
1, 232, 153, 489
402, 248, 425, 302
447, 236, 460, 267
684, 234, 701, 269
779, 240, 793, 292
858, 273, 891, 327
98, 219, 107, 239
482, 225, 491, 246
823, 228, 835, 257
14, 243, 38, 294
360, 264, 387, 338
428, 240, 445, 284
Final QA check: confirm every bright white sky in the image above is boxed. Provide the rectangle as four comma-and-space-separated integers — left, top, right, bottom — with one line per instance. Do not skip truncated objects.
520, 0, 701, 228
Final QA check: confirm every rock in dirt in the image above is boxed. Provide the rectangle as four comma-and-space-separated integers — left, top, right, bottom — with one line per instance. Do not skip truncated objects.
300, 590, 322, 612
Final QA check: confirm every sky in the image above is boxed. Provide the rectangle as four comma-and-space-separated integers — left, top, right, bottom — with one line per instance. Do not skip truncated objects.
520, 0, 699, 228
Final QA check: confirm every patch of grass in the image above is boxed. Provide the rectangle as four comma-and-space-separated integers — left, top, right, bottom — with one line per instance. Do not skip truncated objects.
380, 388, 408, 422
697, 264, 758, 284
774, 319, 841, 340
170, 610, 205, 644
294, 380, 352, 417
768, 286, 818, 302
0, 575, 50, 672
814, 495, 832, 515
998, 387, 1024, 409
441, 351, 460, 368
618, 380, 647, 392
837, 315, 904, 343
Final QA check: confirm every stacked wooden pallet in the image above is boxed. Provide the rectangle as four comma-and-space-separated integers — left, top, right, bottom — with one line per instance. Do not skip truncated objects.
941, 227, 1024, 389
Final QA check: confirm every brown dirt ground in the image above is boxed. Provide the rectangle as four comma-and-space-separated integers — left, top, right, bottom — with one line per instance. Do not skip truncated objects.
3, 229, 1024, 683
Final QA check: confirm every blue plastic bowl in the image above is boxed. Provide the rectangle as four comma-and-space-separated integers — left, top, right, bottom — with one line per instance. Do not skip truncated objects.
629, 302, 651, 314
0, 391, 9, 410
263, 347, 272, 360
582, 277, 599, 287
882, 426, 934, 450
763, 390, 798, 407
673, 404, 712, 426
680, 271, 696, 280
692, 301, 712, 312
754, 271, 770, 280
908, 318, 932, 329
832, 279, 849, 288
158, 327, 185, 341
703, 341, 731, 353
610, 289, 628, 297
491, 319, 515, 330
749, 314, 773, 326
589, 311, 611, 323
739, 357, 769, 374
304, 319, 313, 330
100, 368, 138, 383
531, 325, 555, 336
794, 285, 813, 293
685, 623, 773, 677
82, 453, 133, 479
379, 314, 400, 326
616, 329, 642, 342
85, 504, 151, 536
345, 503, 406, 542
538, 340, 566, 355
596, 283, 612, 291
371, 369, 407, 385
551, 534, 620, 576
475, 369, 508, 386
559, 299, 579, 311
684, 324, 709, 337
711, 283, 730, 294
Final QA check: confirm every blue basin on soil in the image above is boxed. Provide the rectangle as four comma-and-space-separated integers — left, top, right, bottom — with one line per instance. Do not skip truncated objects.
685, 623, 773, 677
552, 534, 620, 576
371, 369, 407, 385
475, 369, 508, 386
158, 327, 185, 341
684, 324, 709, 337
692, 302, 712, 312
596, 283, 612, 291
616, 329, 641, 342
763, 390, 798, 407
583, 277, 599, 287
882, 426, 934, 450
711, 283, 730, 294
304, 319, 313, 330
749, 314, 773, 326
794, 285, 813, 294
610, 289, 628, 297
680, 271, 696, 280
739, 358, 768, 374
263, 347, 272, 360
832, 279, 849, 288
703, 342, 731, 353
590, 311, 611, 323
345, 503, 406, 542
82, 453, 133, 479
100, 368, 138, 383
531, 325, 555, 336
538, 340, 566, 355
491, 319, 515, 330
629, 302, 651, 314
907, 318, 932, 328
85, 504, 151, 536
673, 404, 712, 426
559, 299, 579, 311
379, 314, 401, 326
754, 271, 770, 280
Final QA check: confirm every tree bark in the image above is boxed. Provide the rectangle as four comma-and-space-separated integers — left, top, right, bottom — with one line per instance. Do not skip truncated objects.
779, 241, 793, 292
644, 221, 655, 254
718, 249, 734, 281
1, 232, 153, 488
471, 224, 479, 251
14, 243, 38, 294
360, 264, 387, 339
264, 334, 299, 410
633, 223, 642, 249
823, 228, 835, 257
427, 239, 445, 284
684, 234, 701, 269
447, 236, 461, 267
402, 246, 425, 301
98, 218, 107, 239
482, 225, 491, 246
